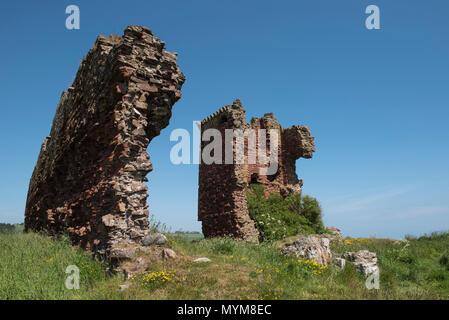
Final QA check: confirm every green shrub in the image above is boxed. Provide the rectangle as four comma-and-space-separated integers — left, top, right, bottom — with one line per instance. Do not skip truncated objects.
0, 223, 15, 233
440, 252, 449, 270
247, 184, 324, 241
398, 251, 416, 264
300, 196, 324, 230
210, 237, 236, 255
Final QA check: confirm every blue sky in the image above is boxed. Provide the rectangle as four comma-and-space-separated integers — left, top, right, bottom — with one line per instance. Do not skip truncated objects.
0, 1, 448, 239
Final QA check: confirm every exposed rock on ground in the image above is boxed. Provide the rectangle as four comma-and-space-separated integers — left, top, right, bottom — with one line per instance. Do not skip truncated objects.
333, 257, 346, 269
24, 25, 185, 259
279, 233, 379, 275
109, 244, 137, 260
118, 284, 130, 291
275, 233, 341, 249
326, 226, 343, 239
281, 235, 332, 266
342, 250, 379, 275
142, 232, 167, 246
118, 241, 177, 276
162, 248, 177, 259
193, 257, 211, 263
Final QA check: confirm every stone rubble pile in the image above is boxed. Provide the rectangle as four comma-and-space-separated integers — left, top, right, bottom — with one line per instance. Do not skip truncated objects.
281, 229, 379, 276
281, 235, 332, 266
342, 250, 379, 275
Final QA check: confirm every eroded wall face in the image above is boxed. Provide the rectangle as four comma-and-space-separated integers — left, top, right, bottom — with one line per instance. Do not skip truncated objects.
24, 26, 185, 257
198, 101, 259, 242
198, 100, 315, 242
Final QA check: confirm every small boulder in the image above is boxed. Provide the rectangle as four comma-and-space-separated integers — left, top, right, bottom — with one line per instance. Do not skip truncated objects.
281, 236, 332, 266
334, 257, 346, 269
109, 246, 136, 259
118, 284, 130, 291
193, 257, 211, 263
343, 250, 379, 275
327, 226, 343, 239
142, 232, 167, 246
162, 248, 177, 259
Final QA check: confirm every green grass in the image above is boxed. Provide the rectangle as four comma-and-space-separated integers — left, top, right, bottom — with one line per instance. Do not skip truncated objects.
14, 224, 24, 233
0, 232, 106, 299
1, 230, 448, 300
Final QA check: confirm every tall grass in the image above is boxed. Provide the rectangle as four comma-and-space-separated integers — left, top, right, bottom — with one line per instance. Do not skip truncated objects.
0, 232, 106, 299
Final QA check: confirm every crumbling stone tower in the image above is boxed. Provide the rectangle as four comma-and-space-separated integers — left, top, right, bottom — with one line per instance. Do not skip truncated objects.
198, 99, 315, 242
24, 26, 185, 258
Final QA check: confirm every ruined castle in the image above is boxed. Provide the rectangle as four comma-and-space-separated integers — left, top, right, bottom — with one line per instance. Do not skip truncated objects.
25, 25, 315, 257
198, 100, 315, 242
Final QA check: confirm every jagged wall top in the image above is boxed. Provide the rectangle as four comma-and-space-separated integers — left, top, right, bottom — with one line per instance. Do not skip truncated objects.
24, 25, 185, 260
200, 99, 247, 130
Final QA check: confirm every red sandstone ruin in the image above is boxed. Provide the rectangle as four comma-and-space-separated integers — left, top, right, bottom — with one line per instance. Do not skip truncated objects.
25, 25, 315, 255
24, 26, 185, 258
198, 100, 315, 242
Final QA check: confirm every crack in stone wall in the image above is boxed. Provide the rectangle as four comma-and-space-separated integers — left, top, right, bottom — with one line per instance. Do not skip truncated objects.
198, 99, 315, 242
24, 26, 185, 258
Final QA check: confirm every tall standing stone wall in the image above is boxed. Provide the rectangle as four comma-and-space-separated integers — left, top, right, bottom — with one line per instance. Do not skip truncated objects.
198, 100, 315, 242
24, 26, 185, 258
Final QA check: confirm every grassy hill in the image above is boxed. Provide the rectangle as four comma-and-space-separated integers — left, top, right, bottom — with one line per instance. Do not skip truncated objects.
0, 228, 448, 300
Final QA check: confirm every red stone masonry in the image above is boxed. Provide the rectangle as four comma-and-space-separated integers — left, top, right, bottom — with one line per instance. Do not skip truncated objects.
198, 100, 315, 242
24, 26, 185, 258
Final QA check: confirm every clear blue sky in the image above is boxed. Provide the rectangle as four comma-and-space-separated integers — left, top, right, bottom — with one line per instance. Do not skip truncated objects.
1, 1, 448, 239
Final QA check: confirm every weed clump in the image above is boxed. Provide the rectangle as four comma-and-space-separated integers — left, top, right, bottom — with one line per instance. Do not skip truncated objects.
132, 270, 179, 290
210, 237, 236, 255
247, 184, 324, 241
440, 252, 449, 270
